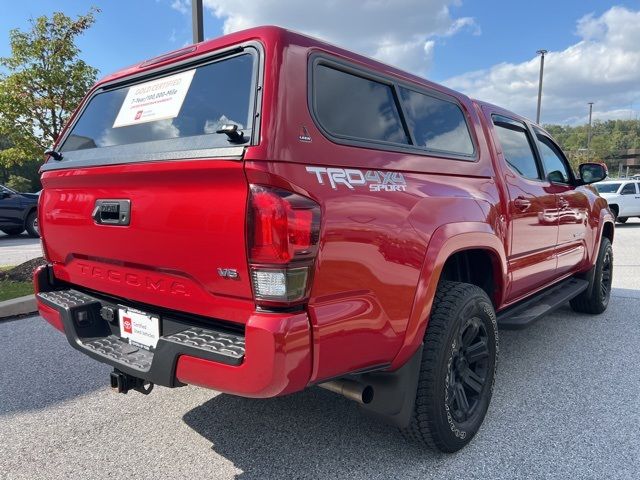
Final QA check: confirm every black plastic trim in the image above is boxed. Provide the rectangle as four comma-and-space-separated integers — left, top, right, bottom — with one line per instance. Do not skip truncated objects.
497, 277, 589, 329
36, 266, 246, 388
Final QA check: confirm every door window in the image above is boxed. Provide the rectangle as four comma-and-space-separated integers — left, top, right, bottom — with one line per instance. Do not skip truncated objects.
621, 183, 637, 195
535, 133, 572, 183
493, 117, 540, 180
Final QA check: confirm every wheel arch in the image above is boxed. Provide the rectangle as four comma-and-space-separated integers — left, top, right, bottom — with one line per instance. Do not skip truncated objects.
22, 205, 37, 224
390, 222, 507, 370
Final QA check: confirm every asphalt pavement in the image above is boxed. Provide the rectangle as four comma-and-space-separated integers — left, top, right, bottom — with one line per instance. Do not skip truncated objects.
0, 232, 42, 266
1, 221, 639, 479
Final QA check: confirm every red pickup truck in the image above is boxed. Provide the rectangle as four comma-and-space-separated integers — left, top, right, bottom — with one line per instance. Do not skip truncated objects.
35, 26, 614, 452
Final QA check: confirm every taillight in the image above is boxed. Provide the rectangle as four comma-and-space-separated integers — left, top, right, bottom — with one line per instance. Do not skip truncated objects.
247, 185, 320, 306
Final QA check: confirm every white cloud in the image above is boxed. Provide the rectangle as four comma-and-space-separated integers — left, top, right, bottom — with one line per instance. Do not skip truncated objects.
445, 17, 480, 37
171, 0, 190, 15
202, 0, 478, 76
444, 6, 640, 125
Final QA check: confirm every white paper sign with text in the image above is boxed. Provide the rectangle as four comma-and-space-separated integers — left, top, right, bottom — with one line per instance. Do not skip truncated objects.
112, 69, 196, 128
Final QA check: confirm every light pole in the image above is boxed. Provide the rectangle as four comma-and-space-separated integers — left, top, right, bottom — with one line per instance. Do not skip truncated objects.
535, 49, 547, 124
587, 102, 594, 149
192, 0, 204, 44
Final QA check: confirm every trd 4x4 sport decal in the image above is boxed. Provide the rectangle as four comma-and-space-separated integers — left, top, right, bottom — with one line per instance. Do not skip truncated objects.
306, 167, 407, 192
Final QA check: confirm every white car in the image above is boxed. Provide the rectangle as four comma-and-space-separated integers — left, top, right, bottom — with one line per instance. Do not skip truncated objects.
594, 180, 640, 223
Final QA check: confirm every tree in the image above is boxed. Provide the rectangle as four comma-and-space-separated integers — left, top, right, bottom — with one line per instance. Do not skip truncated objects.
6, 174, 32, 192
544, 118, 640, 174
0, 8, 99, 166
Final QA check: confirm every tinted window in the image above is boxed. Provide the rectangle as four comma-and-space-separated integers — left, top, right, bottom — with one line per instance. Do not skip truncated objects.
61, 53, 255, 153
536, 134, 571, 183
493, 121, 540, 180
314, 65, 408, 144
621, 183, 637, 195
399, 88, 474, 155
595, 183, 621, 193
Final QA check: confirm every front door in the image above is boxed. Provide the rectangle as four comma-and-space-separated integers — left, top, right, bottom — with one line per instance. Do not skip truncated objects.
0, 186, 24, 228
532, 129, 589, 275
618, 182, 640, 217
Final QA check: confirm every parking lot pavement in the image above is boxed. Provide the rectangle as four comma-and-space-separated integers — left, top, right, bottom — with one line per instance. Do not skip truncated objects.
0, 233, 42, 266
1, 222, 639, 480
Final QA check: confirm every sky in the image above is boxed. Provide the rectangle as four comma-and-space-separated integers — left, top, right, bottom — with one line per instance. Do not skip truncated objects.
0, 0, 639, 125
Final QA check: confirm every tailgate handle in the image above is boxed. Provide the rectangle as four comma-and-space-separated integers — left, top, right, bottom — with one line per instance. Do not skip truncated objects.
92, 200, 131, 226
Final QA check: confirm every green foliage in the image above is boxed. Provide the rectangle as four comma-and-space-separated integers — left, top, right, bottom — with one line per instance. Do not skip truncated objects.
5, 174, 32, 192
0, 281, 34, 302
544, 119, 640, 171
0, 7, 99, 168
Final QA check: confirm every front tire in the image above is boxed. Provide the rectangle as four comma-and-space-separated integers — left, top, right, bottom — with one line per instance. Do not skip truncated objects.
25, 211, 39, 238
570, 236, 613, 314
401, 281, 498, 452
617, 217, 628, 224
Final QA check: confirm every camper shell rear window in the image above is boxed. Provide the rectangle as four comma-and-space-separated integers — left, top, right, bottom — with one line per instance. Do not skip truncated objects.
45, 45, 261, 170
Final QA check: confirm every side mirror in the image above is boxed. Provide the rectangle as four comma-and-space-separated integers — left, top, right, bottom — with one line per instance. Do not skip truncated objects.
579, 162, 607, 184
1, 191, 11, 199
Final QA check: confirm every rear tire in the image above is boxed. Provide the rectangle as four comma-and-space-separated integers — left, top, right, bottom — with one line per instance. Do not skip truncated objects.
401, 281, 498, 453
617, 217, 628, 224
1, 227, 24, 236
570, 237, 613, 314
25, 211, 39, 238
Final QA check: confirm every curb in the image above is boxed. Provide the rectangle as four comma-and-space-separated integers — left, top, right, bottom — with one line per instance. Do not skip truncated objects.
0, 294, 37, 319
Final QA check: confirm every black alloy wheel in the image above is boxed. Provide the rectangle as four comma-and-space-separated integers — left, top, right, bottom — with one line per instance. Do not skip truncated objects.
446, 317, 490, 423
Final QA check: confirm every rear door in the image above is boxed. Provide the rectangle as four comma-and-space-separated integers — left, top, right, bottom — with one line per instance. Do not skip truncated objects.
489, 115, 559, 302
39, 47, 262, 321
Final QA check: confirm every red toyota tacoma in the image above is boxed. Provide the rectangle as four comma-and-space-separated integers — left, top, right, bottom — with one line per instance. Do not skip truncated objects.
35, 26, 614, 452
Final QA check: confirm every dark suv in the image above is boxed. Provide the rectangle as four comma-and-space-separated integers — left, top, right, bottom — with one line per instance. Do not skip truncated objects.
0, 185, 39, 237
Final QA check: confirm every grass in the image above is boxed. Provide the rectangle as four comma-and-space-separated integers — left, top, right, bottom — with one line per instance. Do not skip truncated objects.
0, 280, 34, 302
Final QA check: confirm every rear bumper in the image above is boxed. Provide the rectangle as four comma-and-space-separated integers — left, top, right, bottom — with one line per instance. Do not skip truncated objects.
34, 265, 312, 398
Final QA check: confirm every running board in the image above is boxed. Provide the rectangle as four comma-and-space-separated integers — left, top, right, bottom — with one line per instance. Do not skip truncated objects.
497, 278, 589, 330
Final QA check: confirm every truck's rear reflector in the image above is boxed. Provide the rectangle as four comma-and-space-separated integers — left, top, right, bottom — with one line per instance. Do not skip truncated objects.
247, 185, 320, 305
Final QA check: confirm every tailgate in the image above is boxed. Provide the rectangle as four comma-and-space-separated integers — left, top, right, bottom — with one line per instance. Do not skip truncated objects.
40, 159, 253, 321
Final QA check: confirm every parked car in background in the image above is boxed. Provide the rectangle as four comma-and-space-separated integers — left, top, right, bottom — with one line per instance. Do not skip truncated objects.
0, 184, 39, 237
594, 180, 640, 223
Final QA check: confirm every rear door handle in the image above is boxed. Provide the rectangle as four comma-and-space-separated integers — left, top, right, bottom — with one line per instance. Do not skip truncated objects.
513, 197, 531, 211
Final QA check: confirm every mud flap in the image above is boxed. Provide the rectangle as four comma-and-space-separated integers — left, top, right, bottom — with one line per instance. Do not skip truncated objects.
357, 343, 424, 428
